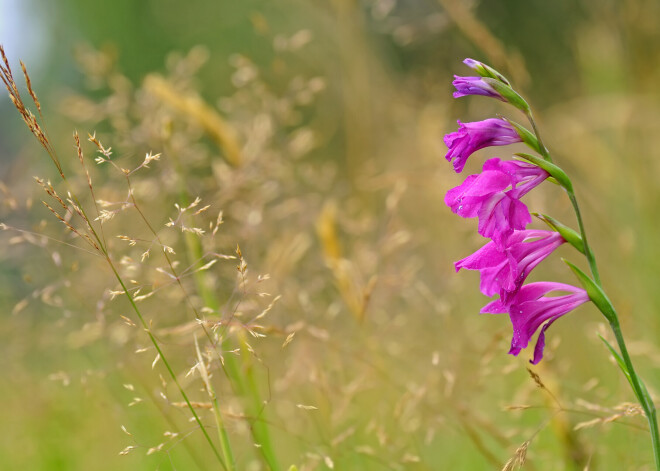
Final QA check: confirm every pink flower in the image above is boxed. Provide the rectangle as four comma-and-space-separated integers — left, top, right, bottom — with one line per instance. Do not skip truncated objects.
481, 282, 589, 364
444, 118, 522, 173
452, 76, 505, 101
445, 158, 548, 245
453, 64, 530, 112
455, 230, 565, 298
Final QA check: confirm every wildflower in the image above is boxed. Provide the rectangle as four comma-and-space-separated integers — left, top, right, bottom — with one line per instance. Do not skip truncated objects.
452, 76, 505, 101
445, 158, 548, 244
481, 282, 589, 364
455, 230, 565, 298
444, 118, 523, 173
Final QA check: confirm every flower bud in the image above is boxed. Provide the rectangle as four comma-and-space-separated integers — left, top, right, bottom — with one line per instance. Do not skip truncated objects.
453, 75, 529, 112
463, 58, 511, 86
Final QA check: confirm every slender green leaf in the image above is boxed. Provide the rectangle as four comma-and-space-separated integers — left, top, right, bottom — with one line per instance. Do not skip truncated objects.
484, 78, 530, 112
503, 118, 542, 155
532, 213, 585, 254
563, 259, 616, 323
469, 60, 511, 86
514, 152, 573, 191
598, 334, 634, 389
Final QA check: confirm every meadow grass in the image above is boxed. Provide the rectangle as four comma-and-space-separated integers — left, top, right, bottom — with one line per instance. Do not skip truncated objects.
2, 2, 660, 469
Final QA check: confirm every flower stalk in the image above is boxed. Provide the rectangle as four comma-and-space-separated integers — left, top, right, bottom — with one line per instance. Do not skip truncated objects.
524, 111, 551, 163
171, 150, 281, 471
447, 57, 660, 468
108, 260, 229, 470
565, 192, 601, 285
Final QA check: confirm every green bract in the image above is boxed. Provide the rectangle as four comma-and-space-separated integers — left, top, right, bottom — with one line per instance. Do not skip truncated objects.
467, 60, 511, 86
563, 259, 616, 323
502, 118, 542, 155
514, 152, 573, 191
484, 78, 530, 112
532, 213, 585, 254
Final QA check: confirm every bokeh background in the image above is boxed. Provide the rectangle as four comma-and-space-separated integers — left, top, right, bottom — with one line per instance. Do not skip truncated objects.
2, 0, 660, 469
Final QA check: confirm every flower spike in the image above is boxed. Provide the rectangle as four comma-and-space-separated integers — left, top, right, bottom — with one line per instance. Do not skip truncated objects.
443, 59, 660, 464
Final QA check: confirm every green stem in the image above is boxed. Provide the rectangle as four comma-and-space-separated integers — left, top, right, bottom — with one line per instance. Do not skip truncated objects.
108, 260, 227, 469
124, 178, 237, 469
566, 192, 601, 285
184, 227, 280, 470
526, 109, 602, 286
525, 110, 552, 163
609, 316, 660, 470
10, 76, 228, 467
172, 158, 280, 470
526, 109, 600, 285
211, 397, 236, 471
239, 329, 279, 468
57, 181, 230, 468
526, 108, 660, 469
570, 194, 660, 470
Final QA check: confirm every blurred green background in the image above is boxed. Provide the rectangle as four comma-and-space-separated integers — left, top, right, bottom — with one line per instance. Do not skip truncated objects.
2, 0, 660, 469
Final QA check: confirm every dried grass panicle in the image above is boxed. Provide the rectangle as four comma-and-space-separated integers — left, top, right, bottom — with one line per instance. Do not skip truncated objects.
3, 49, 246, 467
88, 132, 112, 159
20, 59, 41, 112
4, 43, 353, 468
1, 45, 63, 176
501, 441, 529, 471
74, 131, 96, 198
574, 402, 645, 431
35, 177, 67, 211
526, 367, 563, 408
526, 367, 546, 390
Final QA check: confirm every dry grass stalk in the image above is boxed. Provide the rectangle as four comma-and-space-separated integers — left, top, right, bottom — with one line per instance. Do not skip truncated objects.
2, 46, 234, 467
171, 401, 214, 410
501, 441, 529, 471
315, 200, 378, 322
574, 402, 645, 431
526, 367, 562, 408
0, 45, 62, 176
20, 60, 41, 112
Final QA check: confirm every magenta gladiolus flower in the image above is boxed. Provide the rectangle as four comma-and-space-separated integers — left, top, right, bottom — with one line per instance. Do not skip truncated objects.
455, 230, 565, 298
452, 76, 504, 101
445, 158, 549, 244
444, 118, 522, 173
481, 282, 589, 364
